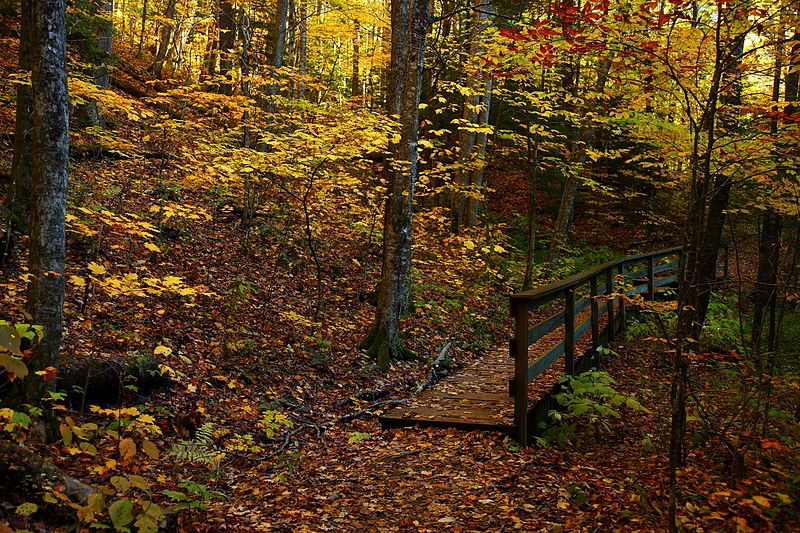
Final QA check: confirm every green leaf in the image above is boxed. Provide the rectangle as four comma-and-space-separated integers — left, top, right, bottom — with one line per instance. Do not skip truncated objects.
108, 498, 134, 529
1, 353, 28, 379
110, 476, 130, 494
16, 502, 38, 516
11, 411, 31, 429
571, 404, 589, 417
0, 324, 22, 355
128, 474, 149, 491
162, 490, 190, 501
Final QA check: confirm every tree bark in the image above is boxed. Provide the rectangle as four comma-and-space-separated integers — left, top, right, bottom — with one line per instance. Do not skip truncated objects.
522, 124, 540, 291
75, 0, 113, 127
297, 0, 308, 100
465, 0, 493, 228
5, 0, 33, 234
451, 1, 481, 234
137, 0, 148, 57
25, 0, 69, 432
217, 0, 234, 94
669, 9, 746, 527
547, 57, 611, 267
364, 0, 428, 370
152, 0, 177, 78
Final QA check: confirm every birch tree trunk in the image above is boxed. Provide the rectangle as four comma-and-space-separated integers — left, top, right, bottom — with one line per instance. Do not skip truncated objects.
465, 0, 493, 227
363, 0, 427, 370
218, 0, 235, 95
351, 19, 361, 100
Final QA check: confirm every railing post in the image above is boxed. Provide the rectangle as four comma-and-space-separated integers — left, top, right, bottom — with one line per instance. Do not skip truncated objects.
564, 287, 575, 376
605, 268, 615, 339
512, 299, 529, 445
617, 263, 626, 332
590, 275, 600, 360
647, 256, 655, 300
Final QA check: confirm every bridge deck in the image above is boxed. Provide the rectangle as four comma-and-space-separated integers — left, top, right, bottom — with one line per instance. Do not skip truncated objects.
378, 304, 602, 435
378, 347, 517, 433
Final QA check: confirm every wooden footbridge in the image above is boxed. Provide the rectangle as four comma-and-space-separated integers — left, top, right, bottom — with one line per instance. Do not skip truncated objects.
379, 247, 728, 444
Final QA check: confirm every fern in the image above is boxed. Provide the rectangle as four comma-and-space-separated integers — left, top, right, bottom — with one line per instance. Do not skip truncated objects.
169, 422, 219, 463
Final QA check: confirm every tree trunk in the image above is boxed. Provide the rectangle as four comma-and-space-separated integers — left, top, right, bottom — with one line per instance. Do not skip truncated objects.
351, 19, 361, 100
451, 1, 481, 234
240, 8, 252, 152
465, 0, 493, 228
218, 0, 234, 94
75, 0, 113, 127
547, 58, 611, 266
297, 0, 307, 100
0, 440, 98, 503
138, 0, 148, 57
25, 0, 69, 433
363, 0, 428, 370
522, 125, 540, 291
5, 0, 33, 234
204, 0, 220, 77
152, 0, 177, 78
669, 11, 745, 527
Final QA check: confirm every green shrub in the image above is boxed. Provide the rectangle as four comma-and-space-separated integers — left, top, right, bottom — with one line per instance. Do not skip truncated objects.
537, 369, 649, 446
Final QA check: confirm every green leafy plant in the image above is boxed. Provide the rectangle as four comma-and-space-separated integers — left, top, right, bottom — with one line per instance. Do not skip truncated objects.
347, 431, 371, 444
537, 370, 649, 446
162, 480, 228, 511
169, 422, 220, 464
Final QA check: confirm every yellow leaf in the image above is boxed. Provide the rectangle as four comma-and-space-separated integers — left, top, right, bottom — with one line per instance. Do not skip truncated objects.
141, 440, 160, 460
87, 262, 106, 276
464, 240, 475, 250
69, 275, 87, 286
154, 345, 173, 356
119, 437, 136, 460
752, 495, 770, 508
494, 245, 506, 253
144, 242, 161, 253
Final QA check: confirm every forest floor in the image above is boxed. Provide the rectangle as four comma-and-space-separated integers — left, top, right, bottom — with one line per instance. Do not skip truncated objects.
1, 23, 799, 532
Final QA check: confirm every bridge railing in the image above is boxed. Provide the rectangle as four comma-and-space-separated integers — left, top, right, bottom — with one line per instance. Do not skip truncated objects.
509, 246, 701, 444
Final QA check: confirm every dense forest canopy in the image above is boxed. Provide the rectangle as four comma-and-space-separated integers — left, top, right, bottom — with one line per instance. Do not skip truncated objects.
0, 0, 799, 530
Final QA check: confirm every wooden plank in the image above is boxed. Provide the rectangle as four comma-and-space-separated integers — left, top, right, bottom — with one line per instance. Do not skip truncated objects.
654, 261, 678, 274
655, 275, 678, 287
512, 246, 681, 304
513, 300, 530, 444
606, 268, 615, 339
590, 276, 599, 351
527, 296, 592, 345
565, 288, 575, 375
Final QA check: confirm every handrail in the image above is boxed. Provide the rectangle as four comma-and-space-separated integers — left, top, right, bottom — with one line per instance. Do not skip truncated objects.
510, 246, 682, 305
509, 246, 688, 445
